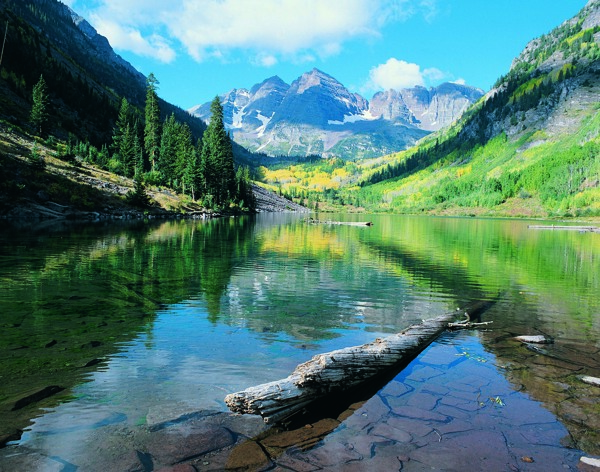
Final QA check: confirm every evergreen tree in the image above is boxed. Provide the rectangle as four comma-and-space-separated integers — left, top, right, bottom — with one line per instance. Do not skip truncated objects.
183, 143, 203, 201
120, 122, 135, 177
144, 73, 161, 171
133, 132, 144, 178
200, 97, 236, 207
235, 166, 256, 210
158, 113, 178, 186
175, 122, 194, 193
111, 97, 130, 155
30, 74, 49, 136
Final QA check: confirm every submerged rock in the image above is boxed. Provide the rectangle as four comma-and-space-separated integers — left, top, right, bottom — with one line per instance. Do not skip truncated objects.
225, 440, 272, 470
580, 376, 600, 387
514, 335, 553, 344
580, 456, 600, 470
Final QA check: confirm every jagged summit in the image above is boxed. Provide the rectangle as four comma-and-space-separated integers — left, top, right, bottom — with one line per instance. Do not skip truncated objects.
189, 72, 483, 159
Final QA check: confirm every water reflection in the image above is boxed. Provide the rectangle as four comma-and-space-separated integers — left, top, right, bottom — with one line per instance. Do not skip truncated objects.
0, 214, 598, 468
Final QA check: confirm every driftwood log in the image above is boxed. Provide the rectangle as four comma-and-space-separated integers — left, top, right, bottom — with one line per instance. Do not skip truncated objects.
307, 218, 373, 227
528, 225, 600, 233
225, 299, 496, 424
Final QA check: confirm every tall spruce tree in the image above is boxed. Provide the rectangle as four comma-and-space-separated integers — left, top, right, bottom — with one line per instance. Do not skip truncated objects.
200, 97, 236, 207
30, 75, 49, 136
144, 73, 161, 171
158, 113, 178, 186
175, 122, 194, 193
183, 142, 203, 201
111, 97, 130, 155
120, 122, 135, 177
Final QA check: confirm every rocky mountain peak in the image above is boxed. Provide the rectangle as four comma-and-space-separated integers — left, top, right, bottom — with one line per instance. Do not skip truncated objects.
189, 71, 482, 159
292, 68, 341, 95
249, 76, 290, 100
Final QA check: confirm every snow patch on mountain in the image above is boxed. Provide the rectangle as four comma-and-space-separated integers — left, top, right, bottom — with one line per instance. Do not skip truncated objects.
328, 110, 379, 125
189, 69, 483, 160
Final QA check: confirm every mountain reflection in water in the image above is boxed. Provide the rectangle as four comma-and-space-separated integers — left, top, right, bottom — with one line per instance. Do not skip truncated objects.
0, 214, 598, 470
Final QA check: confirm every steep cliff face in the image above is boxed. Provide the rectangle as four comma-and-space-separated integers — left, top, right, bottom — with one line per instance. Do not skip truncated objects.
67, 7, 145, 86
397, 83, 485, 131
189, 70, 483, 160
467, 0, 600, 144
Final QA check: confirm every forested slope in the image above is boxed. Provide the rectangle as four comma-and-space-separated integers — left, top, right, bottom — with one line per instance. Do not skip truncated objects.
351, 0, 600, 217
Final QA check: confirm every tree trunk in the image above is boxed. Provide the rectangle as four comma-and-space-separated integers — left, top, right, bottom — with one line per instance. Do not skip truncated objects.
225, 299, 496, 424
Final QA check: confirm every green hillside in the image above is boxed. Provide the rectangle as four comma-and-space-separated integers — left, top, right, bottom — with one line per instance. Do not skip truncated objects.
348, 1, 600, 218
258, 1, 600, 218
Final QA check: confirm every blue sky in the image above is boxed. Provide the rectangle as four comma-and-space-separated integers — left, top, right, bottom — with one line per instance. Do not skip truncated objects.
63, 0, 588, 109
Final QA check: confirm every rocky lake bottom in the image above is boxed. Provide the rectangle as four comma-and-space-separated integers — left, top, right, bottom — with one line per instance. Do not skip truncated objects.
1, 329, 598, 472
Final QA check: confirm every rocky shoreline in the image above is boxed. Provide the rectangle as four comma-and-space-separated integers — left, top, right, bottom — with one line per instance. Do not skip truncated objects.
0, 125, 308, 222
0, 184, 309, 220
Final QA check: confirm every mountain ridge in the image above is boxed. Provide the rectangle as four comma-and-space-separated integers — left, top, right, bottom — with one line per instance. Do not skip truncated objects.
189, 69, 483, 160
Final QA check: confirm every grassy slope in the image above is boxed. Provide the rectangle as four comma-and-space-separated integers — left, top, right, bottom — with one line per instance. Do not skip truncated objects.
357, 108, 600, 218
0, 124, 209, 217
347, 11, 600, 219
257, 8, 600, 219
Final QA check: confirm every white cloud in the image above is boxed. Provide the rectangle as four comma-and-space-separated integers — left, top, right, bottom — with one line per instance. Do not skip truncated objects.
168, 0, 375, 61
254, 53, 278, 68
366, 59, 451, 92
419, 0, 439, 23
451, 78, 466, 85
423, 67, 445, 82
368, 58, 425, 90
91, 15, 176, 63
80, 0, 438, 66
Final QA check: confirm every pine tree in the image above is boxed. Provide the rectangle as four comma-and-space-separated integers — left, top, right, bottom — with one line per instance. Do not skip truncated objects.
200, 97, 236, 207
183, 144, 203, 201
175, 122, 194, 193
120, 122, 135, 177
235, 165, 256, 210
144, 73, 161, 171
158, 113, 177, 185
133, 132, 144, 178
112, 97, 130, 155
30, 75, 49, 136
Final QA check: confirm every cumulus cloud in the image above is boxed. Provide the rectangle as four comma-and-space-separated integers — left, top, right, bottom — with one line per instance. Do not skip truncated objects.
366, 58, 449, 92
91, 15, 176, 63
423, 67, 445, 82
165, 0, 376, 61
368, 59, 424, 90
81, 0, 438, 65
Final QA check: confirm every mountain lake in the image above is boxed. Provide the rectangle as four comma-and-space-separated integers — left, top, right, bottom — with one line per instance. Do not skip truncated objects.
0, 213, 598, 471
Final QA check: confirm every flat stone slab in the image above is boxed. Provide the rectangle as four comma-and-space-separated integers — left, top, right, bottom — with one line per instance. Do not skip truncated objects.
225, 440, 272, 470
146, 425, 234, 466
262, 418, 340, 451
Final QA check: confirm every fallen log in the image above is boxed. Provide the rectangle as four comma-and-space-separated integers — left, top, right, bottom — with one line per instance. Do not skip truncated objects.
528, 225, 600, 233
225, 299, 496, 424
307, 218, 373, 227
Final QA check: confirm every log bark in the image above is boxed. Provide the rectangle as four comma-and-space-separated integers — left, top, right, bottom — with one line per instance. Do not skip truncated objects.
225, 300, 495, 424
